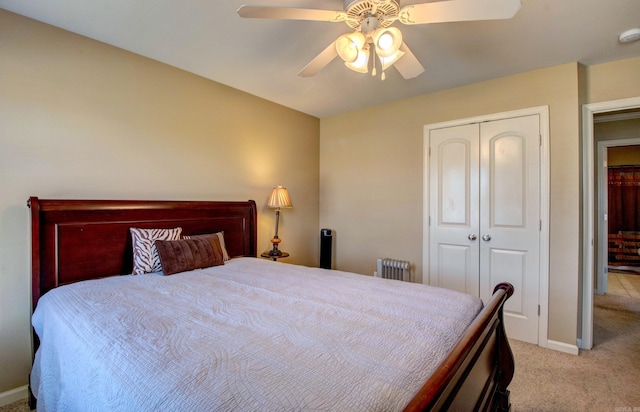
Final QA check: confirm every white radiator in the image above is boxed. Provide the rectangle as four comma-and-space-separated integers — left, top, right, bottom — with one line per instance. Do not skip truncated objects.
375, 258, 411, 282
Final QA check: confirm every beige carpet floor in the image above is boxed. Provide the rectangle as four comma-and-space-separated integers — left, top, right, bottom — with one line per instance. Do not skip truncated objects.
3, 293, 638, 412
0, 399, 28, 412
509, 293, 640, 411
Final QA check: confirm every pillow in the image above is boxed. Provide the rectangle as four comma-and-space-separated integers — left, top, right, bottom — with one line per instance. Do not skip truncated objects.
130, 227, 182, 274
155, 236, 225, 276
183, 232, 230, 261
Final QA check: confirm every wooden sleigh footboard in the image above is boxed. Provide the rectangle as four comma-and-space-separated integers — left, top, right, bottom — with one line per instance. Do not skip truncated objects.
404, 282, 515, 411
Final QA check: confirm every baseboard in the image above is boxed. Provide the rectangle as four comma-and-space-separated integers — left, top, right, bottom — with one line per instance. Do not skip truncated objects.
546, 339, 580, 355
0, 385, 28, 407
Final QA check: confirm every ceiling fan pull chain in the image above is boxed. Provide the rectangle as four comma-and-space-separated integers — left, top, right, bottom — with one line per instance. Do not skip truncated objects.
371, 46, 377, 77
371, 46, 385, 80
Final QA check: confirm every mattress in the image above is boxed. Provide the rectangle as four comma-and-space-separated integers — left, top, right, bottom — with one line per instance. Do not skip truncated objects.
31, 257, 483, 411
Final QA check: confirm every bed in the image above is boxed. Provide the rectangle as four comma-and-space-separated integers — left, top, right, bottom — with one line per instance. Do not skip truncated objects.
28, 197, 515, 411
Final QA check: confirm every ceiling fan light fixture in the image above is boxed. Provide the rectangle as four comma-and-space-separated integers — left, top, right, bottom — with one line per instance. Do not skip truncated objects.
379, 49, 404, 71
345, 47, 369, 73
336, 32, 366, 63
240, 0, 523, 80
372, 27, 402, 58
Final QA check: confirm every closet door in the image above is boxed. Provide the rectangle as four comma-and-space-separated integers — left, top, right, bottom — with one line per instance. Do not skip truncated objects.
428, 115, 540, 344
479, 115, 540, 344
429, 123, 480, 296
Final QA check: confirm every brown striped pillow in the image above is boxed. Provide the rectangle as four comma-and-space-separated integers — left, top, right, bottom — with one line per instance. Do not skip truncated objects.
155, 236, 225, 276
183, 232, 230, 261
130, 227, 182, 274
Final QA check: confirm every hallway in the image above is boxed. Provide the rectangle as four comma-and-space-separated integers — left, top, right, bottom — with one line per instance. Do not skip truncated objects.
607, 270, 640, 298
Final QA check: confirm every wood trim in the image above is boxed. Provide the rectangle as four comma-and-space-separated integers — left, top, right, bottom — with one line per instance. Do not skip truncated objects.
403, 283, 514, 411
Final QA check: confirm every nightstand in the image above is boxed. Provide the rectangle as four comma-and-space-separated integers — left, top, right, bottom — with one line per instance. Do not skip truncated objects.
261, 251, 290, 261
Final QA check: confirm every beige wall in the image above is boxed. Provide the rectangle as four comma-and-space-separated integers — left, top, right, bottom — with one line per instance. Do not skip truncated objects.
595, 117, 640, 141
319, 56, 640, 349
0, 10, 319, 395
597, 118, 640, 165
608, 145, 640, 166
321, 63, 583, 346
585, 57, 640, 104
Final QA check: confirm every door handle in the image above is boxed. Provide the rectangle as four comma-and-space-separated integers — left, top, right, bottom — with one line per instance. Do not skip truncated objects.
468, 234, 477, 241
482, 234, 492, 241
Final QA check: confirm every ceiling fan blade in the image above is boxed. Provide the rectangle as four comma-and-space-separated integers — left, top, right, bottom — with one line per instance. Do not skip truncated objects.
399, 0, 521, 25
237, 5, 348, 22
298, 41, 339, 77
393, 43, 425, 79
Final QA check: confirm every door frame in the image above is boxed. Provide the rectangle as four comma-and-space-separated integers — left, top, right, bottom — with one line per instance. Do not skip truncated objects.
596, 137, 640, 295
423, 105, 550, 348
581, 97, 640, 350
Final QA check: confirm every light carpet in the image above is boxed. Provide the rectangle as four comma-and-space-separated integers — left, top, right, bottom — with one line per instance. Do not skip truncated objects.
509, 294, 640, 411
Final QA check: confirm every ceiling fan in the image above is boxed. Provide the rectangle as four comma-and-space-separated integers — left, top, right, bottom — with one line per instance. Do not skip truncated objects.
237, 0, 521, 80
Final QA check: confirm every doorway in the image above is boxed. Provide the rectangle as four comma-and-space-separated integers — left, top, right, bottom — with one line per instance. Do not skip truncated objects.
597, 140, 640, 296
581, 97, 640, 350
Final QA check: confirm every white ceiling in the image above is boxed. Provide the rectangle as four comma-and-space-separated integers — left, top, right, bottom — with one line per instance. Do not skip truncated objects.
1, 0, 639, 118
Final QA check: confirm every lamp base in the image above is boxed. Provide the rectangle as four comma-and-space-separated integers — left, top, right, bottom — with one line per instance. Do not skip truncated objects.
268, 248, 283, 257
261, 251, 289, 261
269, 235, 282, 256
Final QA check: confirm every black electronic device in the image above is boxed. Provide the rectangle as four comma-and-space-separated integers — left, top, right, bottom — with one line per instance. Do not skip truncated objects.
320, 229, 333, 269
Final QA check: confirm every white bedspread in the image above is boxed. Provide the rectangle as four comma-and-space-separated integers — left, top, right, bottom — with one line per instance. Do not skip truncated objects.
31, 258, 482, 412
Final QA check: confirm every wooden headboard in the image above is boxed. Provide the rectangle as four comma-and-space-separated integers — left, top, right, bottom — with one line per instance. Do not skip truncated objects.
28, 197, 257, 309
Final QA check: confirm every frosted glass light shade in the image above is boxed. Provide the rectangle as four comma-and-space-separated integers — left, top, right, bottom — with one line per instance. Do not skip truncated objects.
335, 32, 366, 63
379, 50, 405, 70
373, 27, 402, 58
345, 47, 369, 73
268, 185, 293, 209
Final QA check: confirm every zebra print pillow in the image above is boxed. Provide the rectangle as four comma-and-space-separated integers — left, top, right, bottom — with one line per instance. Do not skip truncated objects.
130, 227, 182, 274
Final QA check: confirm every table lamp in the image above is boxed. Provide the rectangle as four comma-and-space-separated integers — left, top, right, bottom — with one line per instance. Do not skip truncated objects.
267, 185, 293, 256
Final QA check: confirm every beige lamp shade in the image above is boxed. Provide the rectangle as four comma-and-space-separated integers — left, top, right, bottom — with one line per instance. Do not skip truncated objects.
268, 185, 293, 209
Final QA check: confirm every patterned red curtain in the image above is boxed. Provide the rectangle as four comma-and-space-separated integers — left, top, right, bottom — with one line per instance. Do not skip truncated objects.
608, 166, 640, 267
608, 166, 640, 234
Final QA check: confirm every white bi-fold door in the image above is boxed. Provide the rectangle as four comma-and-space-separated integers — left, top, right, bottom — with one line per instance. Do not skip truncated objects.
428, 114, 541, 344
